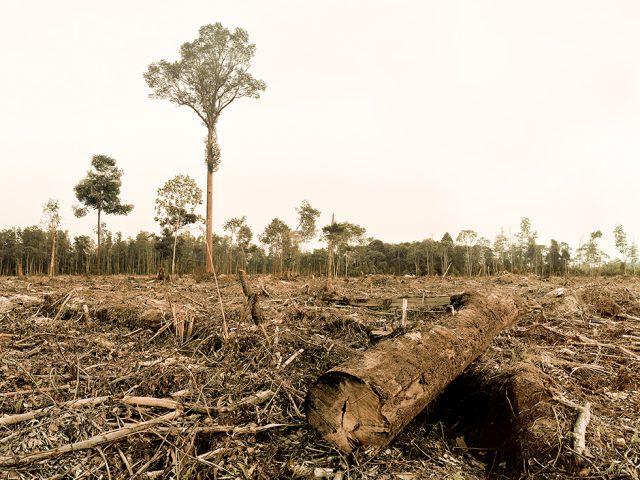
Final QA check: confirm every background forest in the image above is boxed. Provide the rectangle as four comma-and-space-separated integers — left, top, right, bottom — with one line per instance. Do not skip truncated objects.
1, 202, 636, 278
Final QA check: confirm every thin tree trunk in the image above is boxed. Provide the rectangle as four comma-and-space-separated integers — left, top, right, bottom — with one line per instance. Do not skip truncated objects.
205, 125, 219, 274
49, 231, 56, 278
172, 221, 179, 276
97, 209, 101, 275
326, 214, 335, 288
206, 166, 213, 272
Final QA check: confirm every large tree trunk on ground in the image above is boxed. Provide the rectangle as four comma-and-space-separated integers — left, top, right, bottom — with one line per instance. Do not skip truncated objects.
305, 291, 521, 453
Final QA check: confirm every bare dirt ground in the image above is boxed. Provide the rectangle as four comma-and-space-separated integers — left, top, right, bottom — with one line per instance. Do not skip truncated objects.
0, 273, 638, 479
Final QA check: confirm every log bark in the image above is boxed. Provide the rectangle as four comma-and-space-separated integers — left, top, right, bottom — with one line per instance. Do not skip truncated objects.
305, 291, 520, 453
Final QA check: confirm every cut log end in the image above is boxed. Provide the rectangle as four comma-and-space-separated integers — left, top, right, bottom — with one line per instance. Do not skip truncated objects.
306, 373, 389, 453
306, 290, 521, 453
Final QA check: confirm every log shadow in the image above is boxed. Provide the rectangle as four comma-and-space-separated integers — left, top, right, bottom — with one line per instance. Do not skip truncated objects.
423, 361, 557, 477
425, 370, 520, 476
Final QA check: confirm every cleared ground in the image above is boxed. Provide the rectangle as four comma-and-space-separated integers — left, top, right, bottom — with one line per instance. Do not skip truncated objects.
0, 274, 638, 479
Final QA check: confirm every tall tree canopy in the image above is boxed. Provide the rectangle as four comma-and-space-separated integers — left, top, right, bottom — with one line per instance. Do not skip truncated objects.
73, 155, 133, 274
144, 23, 266, 273
260, 218, 292, 275
295, 200, 321, 243
321, 221, 366, 279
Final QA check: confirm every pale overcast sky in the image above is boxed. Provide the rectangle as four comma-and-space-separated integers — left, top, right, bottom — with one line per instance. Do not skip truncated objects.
1, 1, 639, 256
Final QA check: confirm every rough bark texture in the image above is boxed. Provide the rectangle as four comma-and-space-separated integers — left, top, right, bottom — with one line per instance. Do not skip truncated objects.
238, 269, 263, 325
503, 362, 557, 461
305, 291, 521, 453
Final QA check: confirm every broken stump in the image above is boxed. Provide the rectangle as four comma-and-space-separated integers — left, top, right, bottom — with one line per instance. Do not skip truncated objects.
238, 269, 264, 325
305, 290, 521, 453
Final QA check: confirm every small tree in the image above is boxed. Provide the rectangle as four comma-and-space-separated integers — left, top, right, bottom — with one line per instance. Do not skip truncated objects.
295, 200, 321, 244
613, 225, 629, 274
440, 232, 455, 275
260, 218, 292, 275
559, 242, 571, 276
145, 23, 266, 273
155, 175, 203, 276
236, 223, 253, 271
74, 155, 133, 274
493, 233, 509, 272
223, 216, 249, 273
321, 220, 366, 278
456, 229, 478, 276
629, 242, 638, 275
577, 230, 606, 275
41, 199, 61, 278
546, 239, 561, 275
516, 217, 537, 272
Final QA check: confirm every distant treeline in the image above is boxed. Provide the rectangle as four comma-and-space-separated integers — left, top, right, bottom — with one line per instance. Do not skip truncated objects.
0, 218, 636, 277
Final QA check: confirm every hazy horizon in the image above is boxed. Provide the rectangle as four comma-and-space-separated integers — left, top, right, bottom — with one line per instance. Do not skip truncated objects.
2, 1, 639, 257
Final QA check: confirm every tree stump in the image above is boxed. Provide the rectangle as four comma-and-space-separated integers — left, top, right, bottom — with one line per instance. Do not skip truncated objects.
238, 270, 263, 325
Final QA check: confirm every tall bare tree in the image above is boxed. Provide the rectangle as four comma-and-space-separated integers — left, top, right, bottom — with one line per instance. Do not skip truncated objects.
144, 23, 266, 273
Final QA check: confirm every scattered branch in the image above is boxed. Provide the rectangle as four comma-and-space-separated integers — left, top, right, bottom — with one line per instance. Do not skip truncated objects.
0, 410, 182, 467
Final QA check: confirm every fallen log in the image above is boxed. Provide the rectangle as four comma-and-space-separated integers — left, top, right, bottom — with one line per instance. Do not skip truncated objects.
306, 291, 520, 453
327, 295, 454, 310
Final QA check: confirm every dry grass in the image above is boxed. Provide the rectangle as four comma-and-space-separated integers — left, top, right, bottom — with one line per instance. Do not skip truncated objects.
0, 274, 638, 479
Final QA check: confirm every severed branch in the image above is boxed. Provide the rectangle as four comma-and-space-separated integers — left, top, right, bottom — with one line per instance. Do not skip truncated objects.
122, 422, 294, 436
211, 389, 275, 413
0, 384, 72, 399
534, 324, 640, 360
0, 396, 109, 427
123, 390, 274, 414
0, 390, 275, 428
0, 410, 182, 467
52, 288, 76, 322
572, 401, 591, 458
553, 396, 592, 460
